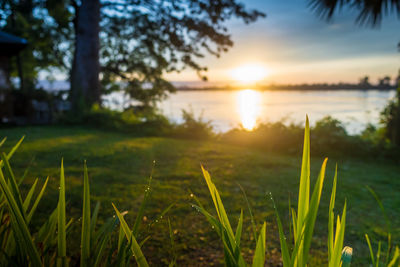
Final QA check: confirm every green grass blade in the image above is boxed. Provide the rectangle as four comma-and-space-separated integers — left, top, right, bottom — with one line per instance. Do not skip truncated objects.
37, 207, 58, 249
112, 203, 149, 267
93, 217, 118, 267
0, 136, 24, 168
90, 201, 100, 239
81, 161, 91, 267
366, 186, 392, 266
271, 194, 290, 266
366, 186, 391, 234
201, 166, 235, 239
238, 183, 257, 243
297, 115, 311, 236
291, 208, 297, 242
302, 157, 328, 263
23, 178, 38, 212
193, 204, 223, 237
118, 222, 125, 252
168, 218, 177, 267
365, 234, 375, 266
27, 177, 49, 223
133, 165, 153, 236
57, 159, 67, 267
376, 241, 381, 267
387, 246, 399, 267
0, 137, 6, 147
18, 156, 35, 186
330, 201, 347, 267
1, 153, 25, 219
252, 222, 267, 267
0, 167, 42, 266
235, 209, 243, 247
328, 165, 338, 261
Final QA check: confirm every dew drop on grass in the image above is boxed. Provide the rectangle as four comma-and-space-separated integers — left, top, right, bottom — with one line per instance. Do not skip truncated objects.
190, 193, 194, 198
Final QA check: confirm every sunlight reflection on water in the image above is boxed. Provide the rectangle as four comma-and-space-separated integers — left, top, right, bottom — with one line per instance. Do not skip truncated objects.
236, 89, 261, 131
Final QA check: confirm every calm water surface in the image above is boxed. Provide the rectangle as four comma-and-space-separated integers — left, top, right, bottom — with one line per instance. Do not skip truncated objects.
156, 89, 396, 134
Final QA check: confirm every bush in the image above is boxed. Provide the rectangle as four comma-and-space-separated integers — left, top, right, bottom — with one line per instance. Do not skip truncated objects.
170, 109, 214, 139
60, 104, 172, 136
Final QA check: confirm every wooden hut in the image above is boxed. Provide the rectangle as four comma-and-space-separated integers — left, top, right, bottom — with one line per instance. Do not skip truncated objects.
0, 31, 27, 123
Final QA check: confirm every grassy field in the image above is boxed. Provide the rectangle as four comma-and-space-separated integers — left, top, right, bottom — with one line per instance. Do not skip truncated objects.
1, 126, 399, 266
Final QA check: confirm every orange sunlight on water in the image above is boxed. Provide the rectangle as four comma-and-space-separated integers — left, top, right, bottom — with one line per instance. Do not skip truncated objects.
236, 89, 262, 131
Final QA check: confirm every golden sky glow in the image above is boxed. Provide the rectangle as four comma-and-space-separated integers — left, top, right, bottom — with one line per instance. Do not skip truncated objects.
230, 64, 269, 84
163, 1, 399, 85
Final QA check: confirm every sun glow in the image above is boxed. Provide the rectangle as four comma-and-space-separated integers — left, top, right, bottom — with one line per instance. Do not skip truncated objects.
236, 89, 262, 131
231, 64, 268, 84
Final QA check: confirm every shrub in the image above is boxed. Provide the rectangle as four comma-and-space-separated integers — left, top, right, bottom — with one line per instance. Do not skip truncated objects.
170, 108, 214, 139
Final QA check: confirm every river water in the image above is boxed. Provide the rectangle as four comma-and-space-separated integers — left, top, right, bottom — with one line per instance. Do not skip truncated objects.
105, 89, 397, 134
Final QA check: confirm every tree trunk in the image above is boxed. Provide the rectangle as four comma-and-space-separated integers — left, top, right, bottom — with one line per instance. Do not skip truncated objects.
70, 0, 100, 113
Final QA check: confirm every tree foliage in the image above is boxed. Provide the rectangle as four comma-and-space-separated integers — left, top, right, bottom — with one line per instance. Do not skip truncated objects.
0, 0, 71, 91
309, 0, 400, 26
1, 0, 265, 106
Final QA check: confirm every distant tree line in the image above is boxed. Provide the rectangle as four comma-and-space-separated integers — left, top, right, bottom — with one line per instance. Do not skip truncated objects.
177, 74, 400, 91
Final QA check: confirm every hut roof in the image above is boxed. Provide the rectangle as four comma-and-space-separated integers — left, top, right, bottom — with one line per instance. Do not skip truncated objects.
0, 31, 27, 56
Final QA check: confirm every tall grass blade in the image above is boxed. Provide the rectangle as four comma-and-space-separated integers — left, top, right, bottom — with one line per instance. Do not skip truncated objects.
376, 241, 381, 267
112, 203, 149, 267
387, 246, 399, 267
133, 164, 154, 236
366, 186, 393, 266
0, 137, 6, 147
297, 115, 310, 236
90, 201, 100, 239
238, 183, 257, 243
271, 194, 291, 266
23, 178, 38, 212
328, 165, 338, 262
1, 153, 25, 218
168, 218, 177, 267
302, 158, 328, 263
93, 217, 118, 267
57, 159, 67, 267
27, 177, 49, 223
235, 209, 243, 247
365, 234, 375, 266
0, 136, 24, 168
252, 222, 266, 267
201, 166, 235, 238
0, 166, 42, 266
330, 201, 347, 267
81, 161, 91, 267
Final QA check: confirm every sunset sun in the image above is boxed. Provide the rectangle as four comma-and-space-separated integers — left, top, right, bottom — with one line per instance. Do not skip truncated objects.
231, 64, 268, 84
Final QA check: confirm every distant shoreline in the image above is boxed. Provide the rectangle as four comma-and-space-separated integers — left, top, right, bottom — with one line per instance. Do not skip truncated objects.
175, 85, 398, 91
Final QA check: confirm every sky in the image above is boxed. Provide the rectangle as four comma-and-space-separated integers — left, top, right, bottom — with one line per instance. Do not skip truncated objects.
165, 0, 400, 85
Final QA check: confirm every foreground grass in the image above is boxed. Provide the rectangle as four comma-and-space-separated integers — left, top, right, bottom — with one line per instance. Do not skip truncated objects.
1, 126, 399, 266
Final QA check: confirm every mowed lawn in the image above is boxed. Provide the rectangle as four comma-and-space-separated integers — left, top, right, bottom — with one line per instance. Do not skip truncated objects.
1, 126, 399, 266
